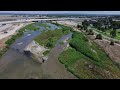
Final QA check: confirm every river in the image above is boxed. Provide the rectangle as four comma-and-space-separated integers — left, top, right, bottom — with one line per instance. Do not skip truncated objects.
0, 22, 76, 79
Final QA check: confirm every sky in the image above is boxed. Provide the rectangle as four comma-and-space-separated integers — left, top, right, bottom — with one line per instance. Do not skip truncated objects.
0, 11, 120, 15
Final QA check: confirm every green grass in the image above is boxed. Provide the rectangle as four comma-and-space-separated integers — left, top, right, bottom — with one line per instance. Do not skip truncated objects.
51, 22, 74, 32
43, 50, 50, 56
91, 27, 120, 40
58, 30, 120, 79
34, 29, 63, 48
34, 24, 70, 49
37, 23, 51, 30
60, 41, 64, 45
25, 24, 39, 31
70, 31, 99, 62
59, 48, 81, 67
0, 47, 8, 58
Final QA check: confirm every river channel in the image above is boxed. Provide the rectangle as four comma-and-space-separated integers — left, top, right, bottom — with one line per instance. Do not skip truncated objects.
0, 21, 76, 79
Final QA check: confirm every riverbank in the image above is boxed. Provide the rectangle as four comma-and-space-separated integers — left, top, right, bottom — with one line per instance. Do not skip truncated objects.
0, 23, 24, 40
0, 22, 36, 58
58, 30, 120, 79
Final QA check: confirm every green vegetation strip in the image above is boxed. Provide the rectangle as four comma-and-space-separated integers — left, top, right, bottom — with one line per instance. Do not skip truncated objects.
5, 23, 39, 47
59, 30, 120, 79
0, 47, 8, 58
43, 50, 50, 56
38, 23, 51, 30
0, 23, 39, 58
34, 23, 70, 49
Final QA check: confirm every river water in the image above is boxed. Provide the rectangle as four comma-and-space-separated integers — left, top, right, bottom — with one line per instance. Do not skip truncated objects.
0, 22, 75, 79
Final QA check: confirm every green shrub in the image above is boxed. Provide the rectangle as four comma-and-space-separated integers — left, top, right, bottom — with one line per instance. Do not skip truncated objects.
43, 50, 50, 56
110, 40, 114, 45
88, 29, 94, 35
96, 34, 102, 40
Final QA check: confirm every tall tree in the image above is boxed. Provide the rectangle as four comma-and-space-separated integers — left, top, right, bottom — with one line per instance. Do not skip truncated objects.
110, 29, 116, 38
82, 20, 89, 30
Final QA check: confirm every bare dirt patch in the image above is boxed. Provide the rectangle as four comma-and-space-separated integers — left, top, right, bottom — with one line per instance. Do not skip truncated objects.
88, 35, 120, 64
0, 36, 11, 49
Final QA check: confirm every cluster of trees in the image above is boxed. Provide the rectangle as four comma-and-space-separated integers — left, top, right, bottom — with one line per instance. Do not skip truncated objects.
76, 20, 94, 35
76, 20, 90, 30
92, 18, 112, 31
91, 17, 120, 38
77, 24, 83, 29
82, 20, 89, 30
77, 19, 116, 45
87, 29, 94, 35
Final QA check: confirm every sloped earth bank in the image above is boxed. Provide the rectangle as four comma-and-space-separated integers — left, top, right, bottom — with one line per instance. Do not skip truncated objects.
88, 35, 120, 64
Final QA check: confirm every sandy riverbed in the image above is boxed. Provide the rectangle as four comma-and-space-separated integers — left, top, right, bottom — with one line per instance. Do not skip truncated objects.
0, 23, 25, 40
55, 21, 77, 26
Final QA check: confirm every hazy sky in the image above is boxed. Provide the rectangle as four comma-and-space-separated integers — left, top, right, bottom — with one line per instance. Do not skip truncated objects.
0, 11, 120, 15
